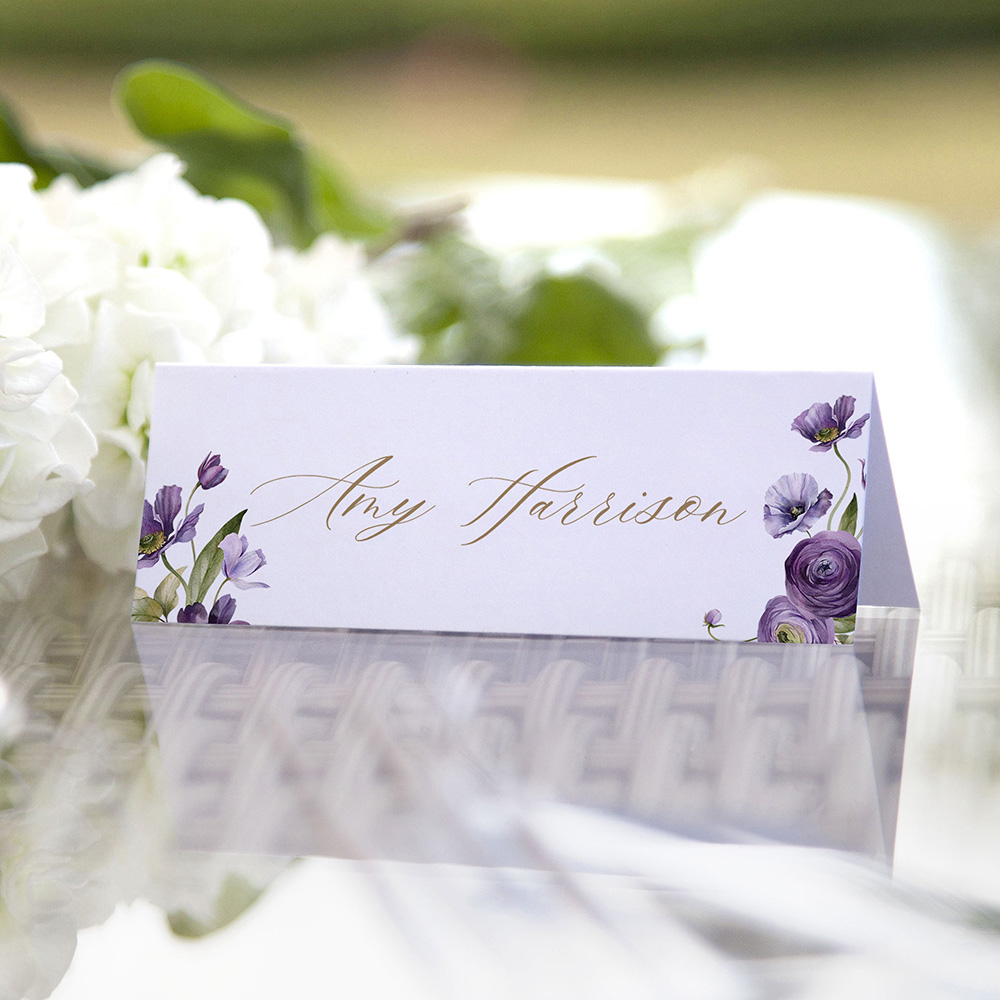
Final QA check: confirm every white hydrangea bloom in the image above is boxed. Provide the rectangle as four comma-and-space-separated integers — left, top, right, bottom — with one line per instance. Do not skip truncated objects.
0, 155, 415, 578
0, 240, 95, 599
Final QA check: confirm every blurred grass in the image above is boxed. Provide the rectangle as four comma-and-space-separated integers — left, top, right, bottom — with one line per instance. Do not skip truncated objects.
3, 44, 1000, 223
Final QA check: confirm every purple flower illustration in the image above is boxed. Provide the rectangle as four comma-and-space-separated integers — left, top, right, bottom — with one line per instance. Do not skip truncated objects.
177, 594, 249, 625
784, 530, 862, 619
220, 533, 269, 590
757, 595, 835, 644
704, 609, 722, 626
137, 485, 204, 569
792, 395, 870, 452
197, 452, 229, 490
763, 473, 833, 538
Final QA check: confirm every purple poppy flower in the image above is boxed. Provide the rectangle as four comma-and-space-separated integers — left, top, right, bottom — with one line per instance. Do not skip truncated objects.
220, 533, 269, 590
784, 530, 862, 619
703, 608, 722, 626
197, 453, 229, 490
137, 485, 204, 569
763, 473, 833, 538
757, 595, 835, 644
792, 395, 870, 452
177, 595, 249, 625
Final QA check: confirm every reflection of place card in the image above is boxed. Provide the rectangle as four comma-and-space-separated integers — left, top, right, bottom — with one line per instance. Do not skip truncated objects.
134, 366, 916, 643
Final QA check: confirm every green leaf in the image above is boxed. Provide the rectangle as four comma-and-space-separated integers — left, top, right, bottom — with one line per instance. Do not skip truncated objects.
0, 93, 115, 190
154, 572, 183, 617
189, 510, 247, 604
131, 594, 166, 623
504, 273, 658, 366
833, 614, 856, 634
168, 873, 269, 938
838, 493, 859, 536
116, 61, 393, 246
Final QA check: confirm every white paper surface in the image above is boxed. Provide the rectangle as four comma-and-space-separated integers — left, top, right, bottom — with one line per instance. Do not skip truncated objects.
136, 366, 913, 641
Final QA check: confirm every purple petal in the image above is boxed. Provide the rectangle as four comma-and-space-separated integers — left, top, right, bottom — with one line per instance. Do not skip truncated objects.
843, 413, 870, 439
177, 603, 208, 624
174, 503, 204, 544
140, 499, 160, 537
832, 395, 856, 429
804, 488, 833, 524
219, 533, 247, 578
198, 452, 229, 490
137, 552, 161, 569
791, 402, 834, 441
153, 485, 182, 535
230, 577, 270, 591
209, 594, 236, 624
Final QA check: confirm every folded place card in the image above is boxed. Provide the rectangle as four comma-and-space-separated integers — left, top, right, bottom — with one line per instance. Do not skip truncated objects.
133, 366, 916, 643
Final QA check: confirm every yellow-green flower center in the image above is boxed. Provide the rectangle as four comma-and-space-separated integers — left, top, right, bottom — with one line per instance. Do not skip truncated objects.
775, 622, 807, 643
139, 530, 167, 555
790, 505, 804, 518
814, 426, 839, 442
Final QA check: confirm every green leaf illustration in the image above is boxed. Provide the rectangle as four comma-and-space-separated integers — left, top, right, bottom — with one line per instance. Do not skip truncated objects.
116, 61, 393, 247
833, 614, 856, 634
153, 572, 183, 617
189, 510, 247, 604
131, 592, 166, 622
838, 493, 858, 536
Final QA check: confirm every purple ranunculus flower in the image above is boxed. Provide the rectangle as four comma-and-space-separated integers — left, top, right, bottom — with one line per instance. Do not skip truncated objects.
757, 595, 835, 644
763, 472, 833, 538
703, 609, 722, 626
137, 485, 204, 569
784, 530, 862, 619
791, 395, 870, 452
197, 452, 229, 490
219, 533, 269, 590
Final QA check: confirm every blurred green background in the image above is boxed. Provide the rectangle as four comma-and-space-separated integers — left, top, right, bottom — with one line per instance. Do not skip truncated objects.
3, 0, 1000, 223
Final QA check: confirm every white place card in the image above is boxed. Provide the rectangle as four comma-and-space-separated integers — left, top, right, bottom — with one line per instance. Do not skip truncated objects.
133, 366, 916, 643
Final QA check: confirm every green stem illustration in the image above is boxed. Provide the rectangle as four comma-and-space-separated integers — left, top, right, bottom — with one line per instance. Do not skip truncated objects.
185, 483, 201, 565
160, 551, 189, 604
827, 442, 852, 530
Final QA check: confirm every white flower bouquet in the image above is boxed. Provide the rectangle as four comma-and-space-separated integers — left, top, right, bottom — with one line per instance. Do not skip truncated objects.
0, 62, 732, 596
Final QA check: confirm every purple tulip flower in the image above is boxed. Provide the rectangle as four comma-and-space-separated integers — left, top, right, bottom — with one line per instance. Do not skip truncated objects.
784, 530, 862, 619
763, 473, 833, 538
757, 595, 835, 644
177, 594, 249, 625
220, 533, 269, 590
197, 453, 229, 490
177, 594, 250, 625
792, 395, 870, 452
137, 485, 204, 569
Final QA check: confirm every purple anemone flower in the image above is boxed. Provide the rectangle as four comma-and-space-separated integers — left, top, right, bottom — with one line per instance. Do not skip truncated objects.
220, 533, 269, 590
137, 485, 204, 569
197, 453, 229, 490
784, 530, 862, 619
763, 473, 833, 538
757, 595, 835, 644
703, 609, 722, 626
791, 395, 870, 452
176, 594, 249, 625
